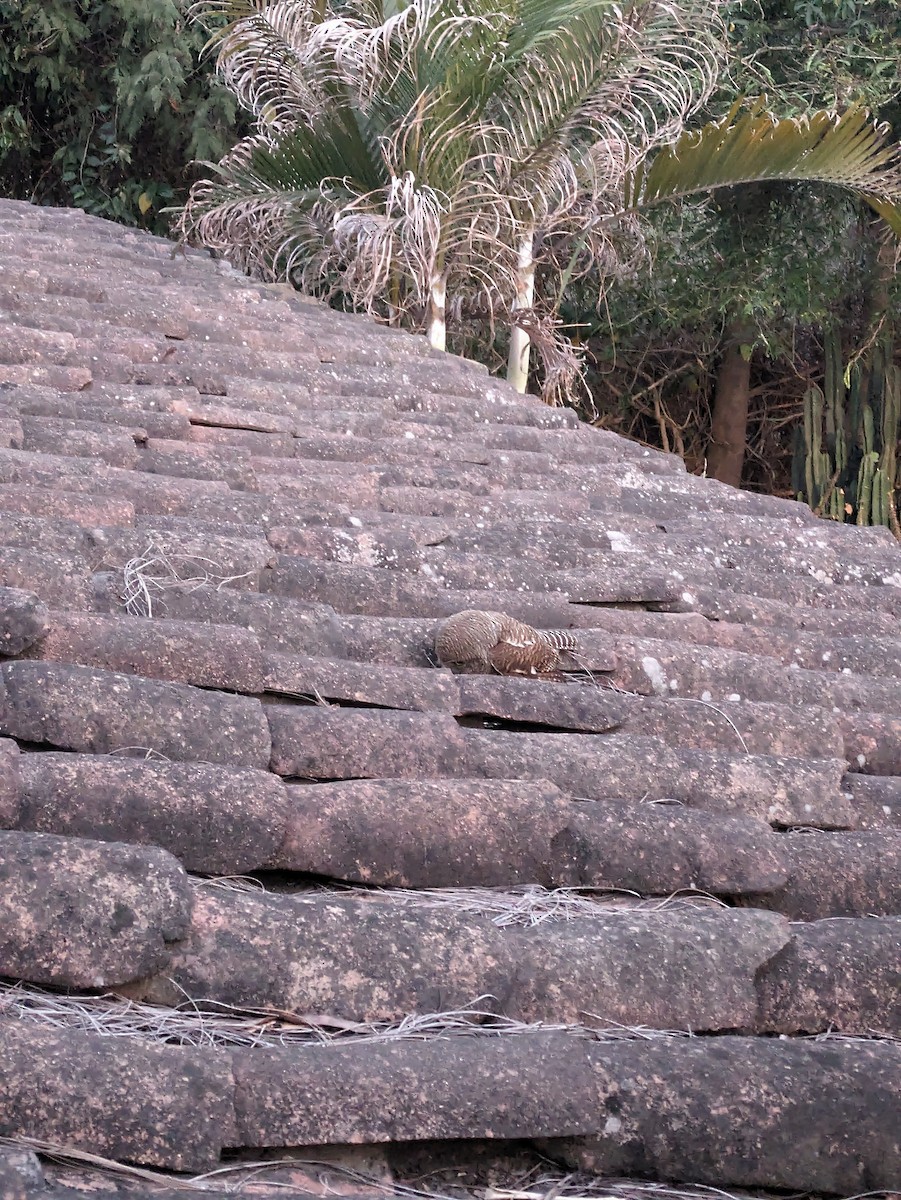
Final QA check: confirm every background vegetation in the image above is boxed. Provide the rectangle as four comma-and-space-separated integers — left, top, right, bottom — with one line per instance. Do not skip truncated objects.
577, 0, 901, 525
0, 0, 243, 231
0, 0, 897, 529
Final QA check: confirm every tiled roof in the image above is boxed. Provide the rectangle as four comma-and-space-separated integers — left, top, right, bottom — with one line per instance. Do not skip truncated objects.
0, 195, 899, 1199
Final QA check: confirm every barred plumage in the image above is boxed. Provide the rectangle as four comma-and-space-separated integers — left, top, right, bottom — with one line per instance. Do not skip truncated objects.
540, 628, 578, 654
434, 609, 577, 679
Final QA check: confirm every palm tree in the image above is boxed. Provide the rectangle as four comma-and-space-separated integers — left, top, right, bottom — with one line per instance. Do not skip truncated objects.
178, 0, 726, 392
178, 0, 901, 402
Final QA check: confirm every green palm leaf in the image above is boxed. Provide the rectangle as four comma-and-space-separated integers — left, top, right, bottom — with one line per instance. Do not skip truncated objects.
625, 100, 901, 211
863, 193, 901, 237
247, 102, 384, 192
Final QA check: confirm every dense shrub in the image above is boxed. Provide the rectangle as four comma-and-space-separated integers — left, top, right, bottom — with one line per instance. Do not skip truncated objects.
0, 0, 243, 233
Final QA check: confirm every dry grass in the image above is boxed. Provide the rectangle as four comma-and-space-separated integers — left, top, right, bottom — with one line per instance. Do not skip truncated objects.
382, 886, 727, 927
3, 1139, 889, 1200
486, 1169, 901, 1200
120, 541, 252, 618
0, 980, 692, 1050
192, 877, 727, 925
8, 977, 892, 1058
808, 1030, 901, 1046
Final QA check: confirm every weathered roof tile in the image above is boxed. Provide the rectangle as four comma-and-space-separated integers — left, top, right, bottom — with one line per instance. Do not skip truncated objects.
21, 611, 265, 692
686, 583, 901, 637
138, 440, 258, 486
757, 917, 901, 1034
561, 1038, 901, 1192
88, 525, 275, 588
838, 710, 901, 774
0, 547, 92, 608
273, 779, 789, 894
754, 830, 901, 918
264, 653, 460, 711
0, 661, 271, 767
457, 730, 850, 825
268, 523, 423, 570
0, 414, 23, 447
0, 363, 93, 391
455, 677, 844, 758
232, 1033, 599, 1146
93, 578, 348, 657
261, 556, 577, 622
267, 706, 468, 778
0, 830, 190, 987
0, 736, 19, 825
18, 416, 142, 468
505, 908, 790, 1028
0, 1022, 234, 1171
1, 198, 899, 1194
14, 752, 288, 874
132, 887, 515, 1021
0, 586, 48, 654
0, 482, 135, 526
845, 773, 901, 828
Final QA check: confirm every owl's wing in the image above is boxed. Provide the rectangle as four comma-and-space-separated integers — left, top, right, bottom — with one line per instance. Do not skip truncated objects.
488, 633, 562, 678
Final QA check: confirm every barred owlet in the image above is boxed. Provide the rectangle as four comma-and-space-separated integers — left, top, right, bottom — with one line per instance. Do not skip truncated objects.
434, 609, 577, 679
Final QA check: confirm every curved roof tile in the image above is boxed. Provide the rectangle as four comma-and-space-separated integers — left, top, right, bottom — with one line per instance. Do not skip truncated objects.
0, 197, 899, 1198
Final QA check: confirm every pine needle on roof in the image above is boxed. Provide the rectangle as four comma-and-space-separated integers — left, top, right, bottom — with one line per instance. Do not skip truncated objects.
189, 877, 728, 923
0, 981, 680, 1049
120, 540, 253, 618
382, 885, 727, 926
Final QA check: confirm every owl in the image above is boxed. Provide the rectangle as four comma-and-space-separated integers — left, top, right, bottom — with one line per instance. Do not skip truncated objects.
434, 609, 577, 679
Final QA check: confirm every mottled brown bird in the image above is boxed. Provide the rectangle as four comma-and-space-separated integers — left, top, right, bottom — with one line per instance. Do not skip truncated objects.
434, 609, 577, 679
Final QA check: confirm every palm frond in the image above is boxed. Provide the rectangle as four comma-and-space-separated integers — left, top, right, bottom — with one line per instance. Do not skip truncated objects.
174, 96, 385, 276
249, 102, 385, 192
625, 100, 901, 210
863, 193, 901, 236
490, 0, 725, 218
502, 0, 624, 61
190, 0, 326, 128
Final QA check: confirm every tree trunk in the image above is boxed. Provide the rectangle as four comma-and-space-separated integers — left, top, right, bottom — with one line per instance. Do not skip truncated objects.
426, 273, 447, 351
707, 320, 754, 487
506, 232, 535, 393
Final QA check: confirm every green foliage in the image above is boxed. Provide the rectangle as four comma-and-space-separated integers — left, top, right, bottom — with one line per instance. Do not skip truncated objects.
793, 331, 900, 530
727, 0, 901, 118
0, 0, 244, 232
589, 0, 901, 360
563, 0, 901, 520
574, 179, 870, 357
610, 99, 901, 356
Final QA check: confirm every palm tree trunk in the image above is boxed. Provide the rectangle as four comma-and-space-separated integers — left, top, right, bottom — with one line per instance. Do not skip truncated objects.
707, 319, 754, 487
426, 273, 447, 351
506, 232, 535, 393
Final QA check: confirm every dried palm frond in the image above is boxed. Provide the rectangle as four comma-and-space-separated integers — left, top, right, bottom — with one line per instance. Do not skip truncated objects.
0, 980, 694, 1050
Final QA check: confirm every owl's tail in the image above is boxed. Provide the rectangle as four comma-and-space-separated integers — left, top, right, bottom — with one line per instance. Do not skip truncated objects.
540, 629, 577, 653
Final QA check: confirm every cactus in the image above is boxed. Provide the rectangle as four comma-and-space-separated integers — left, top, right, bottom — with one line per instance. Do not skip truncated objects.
881, 362, 899, 531
797, 384, 843, 519
793, 328, 900, 530
824, 329, 847, 478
